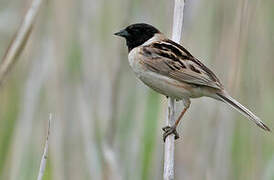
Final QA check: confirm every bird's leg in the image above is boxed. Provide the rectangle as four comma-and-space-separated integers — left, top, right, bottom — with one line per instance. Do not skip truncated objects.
162, 99, 190, 142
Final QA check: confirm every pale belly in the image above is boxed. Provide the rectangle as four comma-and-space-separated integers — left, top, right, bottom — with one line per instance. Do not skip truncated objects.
128, 48, 203, 99
139, 71, 197, 99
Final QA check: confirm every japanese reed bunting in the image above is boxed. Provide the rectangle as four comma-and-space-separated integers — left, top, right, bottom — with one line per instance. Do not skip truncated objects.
114, 23, 270, 142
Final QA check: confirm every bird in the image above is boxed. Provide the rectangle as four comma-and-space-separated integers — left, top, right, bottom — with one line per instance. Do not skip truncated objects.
114, 23, 270, 142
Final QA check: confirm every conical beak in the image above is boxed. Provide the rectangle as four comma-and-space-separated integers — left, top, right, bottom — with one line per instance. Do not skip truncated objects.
114, 29, 129, 38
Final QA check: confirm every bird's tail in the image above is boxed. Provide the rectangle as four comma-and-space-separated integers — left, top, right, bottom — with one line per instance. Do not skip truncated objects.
216, 91, 270, 131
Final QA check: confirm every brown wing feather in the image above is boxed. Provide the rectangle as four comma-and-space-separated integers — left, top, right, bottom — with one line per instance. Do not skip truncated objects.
141, 40, 223, 89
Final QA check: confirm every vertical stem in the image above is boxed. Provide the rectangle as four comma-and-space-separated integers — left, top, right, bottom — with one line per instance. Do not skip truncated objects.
164, 99, 176, 180
37, 113, 52, 180
163, 0, 185, 180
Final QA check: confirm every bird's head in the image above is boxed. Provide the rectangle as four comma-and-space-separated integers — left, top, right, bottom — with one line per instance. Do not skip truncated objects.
114, 23, 160, 52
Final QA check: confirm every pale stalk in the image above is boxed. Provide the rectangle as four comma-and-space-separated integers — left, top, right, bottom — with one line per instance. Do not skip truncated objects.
163, 0, 185, 180
37, 113, 52, 180
0, 0, 45, 86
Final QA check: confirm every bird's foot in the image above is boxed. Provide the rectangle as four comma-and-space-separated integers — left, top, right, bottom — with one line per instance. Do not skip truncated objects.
162, 125, 180, 142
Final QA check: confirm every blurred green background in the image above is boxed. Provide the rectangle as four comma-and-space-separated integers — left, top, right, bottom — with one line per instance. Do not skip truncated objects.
0, 0, 273, 179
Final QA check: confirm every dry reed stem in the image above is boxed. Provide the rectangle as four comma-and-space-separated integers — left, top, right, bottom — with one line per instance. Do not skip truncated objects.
163, 0, 185, 180
37, 113, 52, 180
0, 0, 45, 87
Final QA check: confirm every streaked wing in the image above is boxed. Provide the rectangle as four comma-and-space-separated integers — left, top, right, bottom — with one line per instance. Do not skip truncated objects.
141, 39, 223, 89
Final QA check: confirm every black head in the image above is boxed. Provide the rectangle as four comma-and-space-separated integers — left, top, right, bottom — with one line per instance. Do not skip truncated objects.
114, 23, 160, 52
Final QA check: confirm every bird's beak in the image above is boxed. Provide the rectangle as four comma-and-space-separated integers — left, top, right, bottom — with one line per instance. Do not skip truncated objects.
114, 29, 129, 38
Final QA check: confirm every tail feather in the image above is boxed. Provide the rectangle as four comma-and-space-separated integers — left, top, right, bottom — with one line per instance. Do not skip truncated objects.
216, 91, 271, 132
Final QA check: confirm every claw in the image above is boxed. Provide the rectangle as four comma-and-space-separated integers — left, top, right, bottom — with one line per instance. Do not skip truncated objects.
162, 126, 170, 131
162, 125, 180, 142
